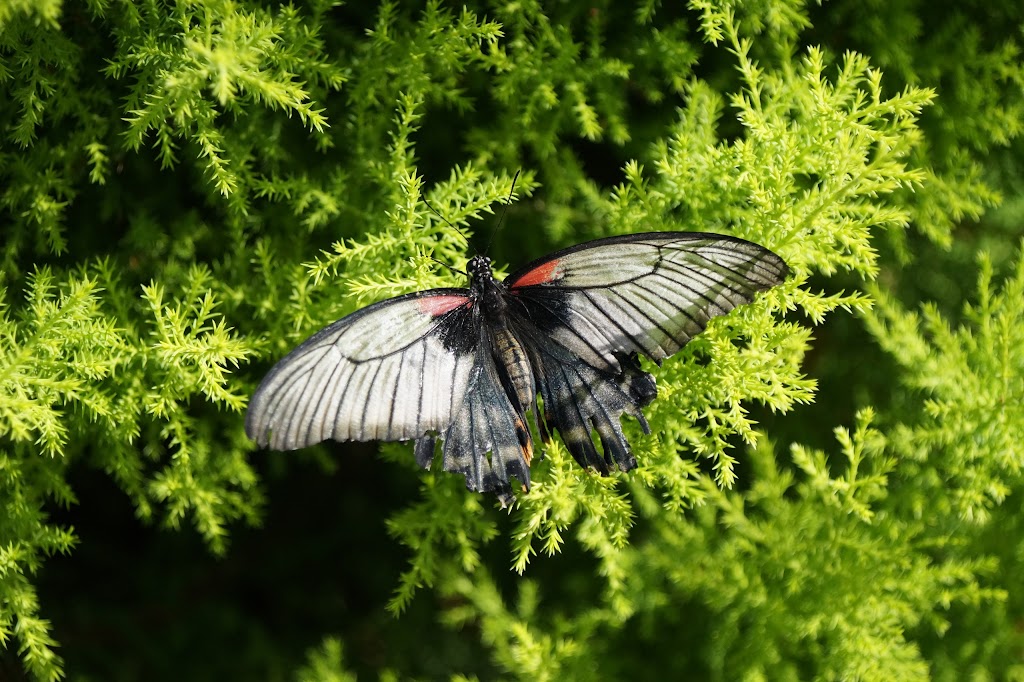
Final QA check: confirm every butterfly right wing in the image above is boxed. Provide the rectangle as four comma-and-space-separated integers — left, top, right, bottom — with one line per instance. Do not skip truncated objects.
245, 289, 478, 451
505, 232, 789, 372
504, 231, 788, 474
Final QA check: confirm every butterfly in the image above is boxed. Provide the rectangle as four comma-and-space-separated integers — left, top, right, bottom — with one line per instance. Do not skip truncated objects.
245, 231, 789, 506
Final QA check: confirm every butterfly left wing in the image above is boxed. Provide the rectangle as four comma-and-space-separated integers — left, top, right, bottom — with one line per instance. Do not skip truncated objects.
246, 287, 533, 504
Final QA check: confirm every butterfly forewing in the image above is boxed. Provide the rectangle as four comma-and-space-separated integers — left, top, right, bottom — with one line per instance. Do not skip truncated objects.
505, 232, 789, 371
245, 290, 477, 451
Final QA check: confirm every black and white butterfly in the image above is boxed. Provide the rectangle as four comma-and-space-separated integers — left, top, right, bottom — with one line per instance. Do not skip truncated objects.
246, 231, 788, 506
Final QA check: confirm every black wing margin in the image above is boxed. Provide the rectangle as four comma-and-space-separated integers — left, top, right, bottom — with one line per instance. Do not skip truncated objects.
245, 290, 477, 451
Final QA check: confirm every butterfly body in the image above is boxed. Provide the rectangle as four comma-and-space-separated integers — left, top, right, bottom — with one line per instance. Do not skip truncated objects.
247, 232, 789, 506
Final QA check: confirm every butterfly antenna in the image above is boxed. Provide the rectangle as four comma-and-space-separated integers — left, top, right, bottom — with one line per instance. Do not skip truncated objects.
484, 169, 521, 253
429, 255, 466, 277
422, 193, 472, 278
422, 195, 470, 248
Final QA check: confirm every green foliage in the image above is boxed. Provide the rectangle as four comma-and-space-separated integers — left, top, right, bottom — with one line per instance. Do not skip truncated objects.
863, 246, 1024, 678
293, 637, 359, 682
1, 0, 1023, 679
822, 0, 1024, 251
868, 246, 1024, 523
0, 264, 256, 679
385, 459, 500, 614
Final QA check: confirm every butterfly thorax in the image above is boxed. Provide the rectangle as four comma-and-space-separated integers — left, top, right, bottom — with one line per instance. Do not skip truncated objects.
467, 254, 499, 299
467, 255, 512, 320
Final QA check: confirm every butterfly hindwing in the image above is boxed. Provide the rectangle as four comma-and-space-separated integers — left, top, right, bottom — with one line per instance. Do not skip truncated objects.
417, 347, 533, 506
516, 321, 657, 474
245, 290, 477, 451
505, 232, 790, 372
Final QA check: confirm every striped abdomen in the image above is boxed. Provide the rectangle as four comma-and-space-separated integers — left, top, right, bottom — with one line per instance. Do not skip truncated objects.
492, 327, 535, 415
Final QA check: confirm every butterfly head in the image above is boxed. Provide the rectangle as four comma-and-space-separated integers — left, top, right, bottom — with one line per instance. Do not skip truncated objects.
467, 255, 495, 287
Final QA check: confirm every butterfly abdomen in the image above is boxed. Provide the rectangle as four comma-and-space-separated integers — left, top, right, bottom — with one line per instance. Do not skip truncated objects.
491, 326, 536, 416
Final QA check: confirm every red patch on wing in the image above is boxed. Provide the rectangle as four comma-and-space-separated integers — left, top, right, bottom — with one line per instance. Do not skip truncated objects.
511, 259, 561, 288
418, 295, 469, 316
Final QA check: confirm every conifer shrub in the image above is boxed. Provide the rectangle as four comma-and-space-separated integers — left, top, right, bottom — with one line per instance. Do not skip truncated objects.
0, 1, 1021, 679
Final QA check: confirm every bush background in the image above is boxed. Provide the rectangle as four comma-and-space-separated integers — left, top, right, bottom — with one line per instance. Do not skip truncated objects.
1, 0, 1022, 680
